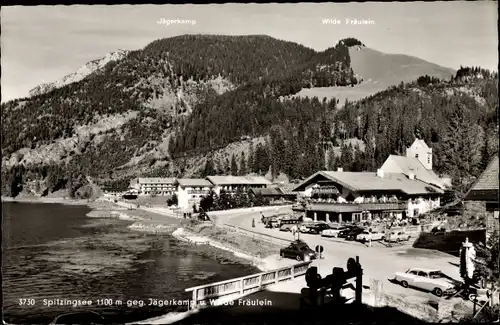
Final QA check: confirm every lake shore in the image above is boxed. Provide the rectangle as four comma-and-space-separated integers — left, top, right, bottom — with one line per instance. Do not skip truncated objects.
2, 194, 280, 271
1, 195, 91, 205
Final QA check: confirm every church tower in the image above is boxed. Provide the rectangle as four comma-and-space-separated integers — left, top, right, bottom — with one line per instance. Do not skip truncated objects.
406, 139, 432, 170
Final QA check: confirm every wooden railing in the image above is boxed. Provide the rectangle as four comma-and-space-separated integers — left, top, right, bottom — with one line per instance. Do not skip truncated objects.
185, 261, 312, 309
308, 202, 407, 211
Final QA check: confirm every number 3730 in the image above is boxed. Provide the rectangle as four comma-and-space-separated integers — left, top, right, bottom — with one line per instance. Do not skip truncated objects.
19, 299, 36, 306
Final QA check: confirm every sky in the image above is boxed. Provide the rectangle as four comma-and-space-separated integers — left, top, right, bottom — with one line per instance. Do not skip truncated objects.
1, 2, 498, 102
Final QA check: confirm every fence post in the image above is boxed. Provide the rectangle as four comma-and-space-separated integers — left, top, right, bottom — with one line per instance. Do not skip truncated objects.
259, 273, 263, 289
240, 279, 244, 294
191, 289, 197, 310
355, 256, 363, 305
291, 265, 295, 279
275, 270, 279, 284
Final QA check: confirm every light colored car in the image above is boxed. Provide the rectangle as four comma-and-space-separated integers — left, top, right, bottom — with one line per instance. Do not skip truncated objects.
356, 230, 385, 242
385, 231, 411, 243
299, 223, 316, 233
280, 224, 295, 232
321, 225, 348, 237
394, 268, 455, 297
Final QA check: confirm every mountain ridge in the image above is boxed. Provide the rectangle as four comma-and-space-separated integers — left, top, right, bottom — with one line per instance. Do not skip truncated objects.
28, 49, 131, 97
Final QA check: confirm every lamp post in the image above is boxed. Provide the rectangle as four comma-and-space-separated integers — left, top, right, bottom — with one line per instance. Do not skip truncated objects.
460, 237, 476, 296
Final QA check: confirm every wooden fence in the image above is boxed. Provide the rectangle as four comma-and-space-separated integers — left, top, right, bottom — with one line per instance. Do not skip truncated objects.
185, 261, 312, 309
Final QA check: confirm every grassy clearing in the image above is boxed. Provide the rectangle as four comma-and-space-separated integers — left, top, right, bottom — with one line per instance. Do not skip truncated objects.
182, 220, 281, 258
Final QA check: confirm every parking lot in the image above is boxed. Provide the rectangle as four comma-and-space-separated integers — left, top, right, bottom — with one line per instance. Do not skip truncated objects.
217, 207, 463, 302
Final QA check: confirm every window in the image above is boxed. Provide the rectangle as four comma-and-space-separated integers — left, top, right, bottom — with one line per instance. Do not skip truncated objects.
417, 271, 428, 277
409, 270, 418, 275
429, 271, 442, 279
427, 156, 431, 164
415, 154, 419, 158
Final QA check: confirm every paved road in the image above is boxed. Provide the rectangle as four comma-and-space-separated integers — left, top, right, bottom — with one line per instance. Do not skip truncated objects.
216, 207, 462, 302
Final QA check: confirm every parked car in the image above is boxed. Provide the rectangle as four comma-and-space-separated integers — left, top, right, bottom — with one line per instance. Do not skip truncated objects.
321, 225, 348, 238
356, 230, 385, 243
343, 227, 365, 241
51, 311, 104, 324
299, 223, 316, 233
431, 227, 447, 235
304, 223, 331, 234
385, 231, 411, 243
264, 216, 281, 228
394, 268, 455, 297
280, 223, 296, 232
279, 240, 317, 261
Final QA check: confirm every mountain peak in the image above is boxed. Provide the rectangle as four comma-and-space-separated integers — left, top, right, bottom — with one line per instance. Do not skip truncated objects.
28, 49, 130, 97
338, 38, 365, 47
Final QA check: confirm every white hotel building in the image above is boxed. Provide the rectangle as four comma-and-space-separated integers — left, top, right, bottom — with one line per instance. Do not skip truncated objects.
175, 178, 214, 212
129, 175, 273, 212
129, 178, 177, 196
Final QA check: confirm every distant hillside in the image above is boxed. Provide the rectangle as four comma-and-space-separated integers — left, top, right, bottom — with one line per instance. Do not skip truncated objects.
294, 45, 456, 106
29, 49, 130, 97
349, 46, 455, 86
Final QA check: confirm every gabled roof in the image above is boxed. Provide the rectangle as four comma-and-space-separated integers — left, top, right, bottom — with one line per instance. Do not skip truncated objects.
137, 177, 176, 184
251, 187, 297, 196
176, 178, 213, 187
206, 175, 271, 186
293, 171, 443, 195
382, 155, 444, 188
465, 155, 499, 201
408, 139, 431, 151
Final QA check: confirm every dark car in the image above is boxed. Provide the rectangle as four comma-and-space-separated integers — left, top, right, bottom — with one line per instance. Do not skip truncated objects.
337, 226, 355, 238
305, 223, 331, 234
279, 240, 316, 261
51, 311, 105, 324
344, 227, 365, 241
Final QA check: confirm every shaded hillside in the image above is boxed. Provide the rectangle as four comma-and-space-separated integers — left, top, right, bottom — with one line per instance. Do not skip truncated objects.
170, 67, 498, 190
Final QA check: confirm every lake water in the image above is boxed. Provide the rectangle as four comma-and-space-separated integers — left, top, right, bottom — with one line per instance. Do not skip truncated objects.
2, 202, 260, 324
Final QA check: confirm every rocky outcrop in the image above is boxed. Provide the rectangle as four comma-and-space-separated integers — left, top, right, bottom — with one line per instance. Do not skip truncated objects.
29, 49, 130, 97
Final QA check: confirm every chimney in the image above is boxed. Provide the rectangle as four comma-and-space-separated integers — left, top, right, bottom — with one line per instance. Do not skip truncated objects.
409, 171, 415, 180
337, 168, 343, 172
376, 169, 384, 178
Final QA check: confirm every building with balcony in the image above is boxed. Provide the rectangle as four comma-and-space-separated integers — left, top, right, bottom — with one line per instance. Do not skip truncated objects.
175, 178, 214, 212
129, 178, 177, 196
293, 168, 443, 223
206, 176, 271, 195
464, 155, 499, 241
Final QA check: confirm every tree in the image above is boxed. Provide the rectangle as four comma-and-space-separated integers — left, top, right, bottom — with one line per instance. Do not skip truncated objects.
202, 157, 215, 177
437, 101, 483, 194
338, 143, 353, 170
248, 142, 256, 173
167, 193, 178, 206
254, 143, 270, 176
230, 154, 238, 176
239, 152, 247, 176
473, 230, 499, 288
326, 149, 334, 171
200, 190, 216, 211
